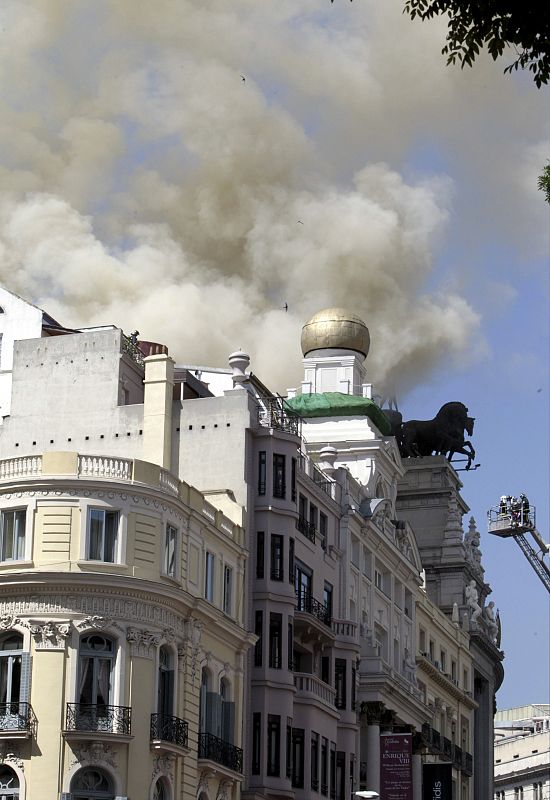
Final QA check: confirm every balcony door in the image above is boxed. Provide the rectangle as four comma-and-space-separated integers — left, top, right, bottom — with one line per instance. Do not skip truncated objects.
0, 633, 22, 710
78, 634, 114, 707
157, 646, 174, 718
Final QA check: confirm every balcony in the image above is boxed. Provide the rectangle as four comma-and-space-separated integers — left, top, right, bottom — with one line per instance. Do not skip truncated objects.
463, 751, 473, 776
257, 397, 301, 436
293, 672, 337, 715
443, 736, 453, 759
198, 732, 243, 774
296, 515, 316, 544
64, 703, 132, 741
296, 592, 332, 628
150, 713, 189, 755
0, 702, 37, 739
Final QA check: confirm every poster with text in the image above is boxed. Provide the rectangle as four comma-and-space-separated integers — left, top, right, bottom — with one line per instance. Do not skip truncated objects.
422, 763, 452, 800
380, 733, 413, 800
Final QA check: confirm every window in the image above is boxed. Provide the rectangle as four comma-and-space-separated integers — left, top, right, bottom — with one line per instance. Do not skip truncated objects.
321, 737, 328, 796
258, 451, 266, 495
299, 494, 307, 520
254, 611, 263, 667
295, 561, 312, 608
288, 538, 295, 584
220, 677, 234, 743
163, 524, 177, 577
330, 744, 336, 800
321, 656, 330, 684
205, 552, 215, 602
311, 733, 320, 791
0, 633, 24, 710
309, 503, 318, 530
153, 778, 170, 800
71, 767, 114, 799
256, 532, 265, 579
440, 650, 447, 672
291, 457, 297, 502
292, 728, 305, 788
267, 715, 281, 776
319, 512, 328, 549
335, 659, 346, 709
273, 454, 286, 499
286, 721, 293, 778
374, 569, 383, 590
0, 764, 19, 798
223, 565, 233, 614
252, 712, 261, 774
323, 582, 333, 618
157, 645, 174, 717
288, 620, 294, 670
0, 510, 26, 562
87, 509, 119, 562
270, 534, 284, 581
269, 613, 282, 669
78, 634, 114, 724
351, 665, 356, 710
336, 750, 346, 800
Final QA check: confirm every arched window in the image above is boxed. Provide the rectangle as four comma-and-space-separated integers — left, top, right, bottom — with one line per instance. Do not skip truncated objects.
157, 646, 174, 717
152, 777, 170, 800
0, 633, 23, 708
70, 767, 114, 799
0, 764, 19, 798
78, 634, 115, 707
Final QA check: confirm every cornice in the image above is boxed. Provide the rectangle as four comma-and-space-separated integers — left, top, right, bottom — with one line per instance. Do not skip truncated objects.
417, 655, 478, 709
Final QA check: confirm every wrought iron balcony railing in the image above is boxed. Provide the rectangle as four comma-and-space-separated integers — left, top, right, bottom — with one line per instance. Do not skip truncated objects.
0, 702, 37, 735
296, 591, 332, 627
296, 515, 316, 543
463, 751, 473, 775
198, 732, 243, 773
150, 713, 189, 749
257, 397, 301, 436
65, 703, 132, 736
443, 736, 453, 758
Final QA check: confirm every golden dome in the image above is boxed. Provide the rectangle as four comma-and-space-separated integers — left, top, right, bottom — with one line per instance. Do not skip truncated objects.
301, 307, 370, 358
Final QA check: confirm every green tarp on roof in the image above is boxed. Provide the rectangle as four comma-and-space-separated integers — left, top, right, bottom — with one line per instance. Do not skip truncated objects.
285, 392, 391, 435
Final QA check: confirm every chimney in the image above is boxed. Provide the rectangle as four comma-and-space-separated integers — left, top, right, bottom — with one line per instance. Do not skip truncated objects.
143, 353, 174, 469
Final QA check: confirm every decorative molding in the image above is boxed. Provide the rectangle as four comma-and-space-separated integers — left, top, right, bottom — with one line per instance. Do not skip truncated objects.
126, 627, 163, 658
0, 614, 21, 630
152, 754, 175, 780
216, 779, 234, 800
0, 593, 188, 639
0, 742, 23, 770
77, 615, 121, 632
26, 619, 71, 650
70, 741, 118, 769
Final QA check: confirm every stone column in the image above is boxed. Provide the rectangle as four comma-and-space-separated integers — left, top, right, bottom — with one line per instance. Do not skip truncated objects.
365, 702, 384, 793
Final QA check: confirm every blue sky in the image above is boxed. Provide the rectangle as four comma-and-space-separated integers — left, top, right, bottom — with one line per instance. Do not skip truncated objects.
0, 0, 547, 708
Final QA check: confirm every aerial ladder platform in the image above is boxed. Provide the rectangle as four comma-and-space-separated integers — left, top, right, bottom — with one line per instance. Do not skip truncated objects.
487, 501, 550, 593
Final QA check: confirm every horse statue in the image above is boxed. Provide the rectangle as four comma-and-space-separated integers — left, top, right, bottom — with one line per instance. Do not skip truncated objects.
398, 401, 476, 469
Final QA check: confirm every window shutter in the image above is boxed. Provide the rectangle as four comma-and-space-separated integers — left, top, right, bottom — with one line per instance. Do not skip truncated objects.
222, 700, 235, 744
19, 652, 32, 703
206, 692, 221, 736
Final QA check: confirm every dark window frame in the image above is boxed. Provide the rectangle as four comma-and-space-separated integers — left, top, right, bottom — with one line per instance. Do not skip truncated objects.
258, 451, 267, 495
273, 454, 286, 499
269, 613, 283, 669
256, 531, 265, 579
270, 534, 284, 581
254, 611, 263, 667
252, 712, 261, 774
267, 714, 281, 776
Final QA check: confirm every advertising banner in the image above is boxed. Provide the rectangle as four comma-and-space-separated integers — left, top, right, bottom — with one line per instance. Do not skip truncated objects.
422, 763, 453, 800
380, 733, 413, 800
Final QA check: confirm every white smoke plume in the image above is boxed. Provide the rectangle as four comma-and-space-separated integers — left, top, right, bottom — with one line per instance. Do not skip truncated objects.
0, 1, 546, 394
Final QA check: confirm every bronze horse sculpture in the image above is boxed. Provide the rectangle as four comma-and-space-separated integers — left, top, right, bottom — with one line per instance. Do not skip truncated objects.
398, 402, 476, 469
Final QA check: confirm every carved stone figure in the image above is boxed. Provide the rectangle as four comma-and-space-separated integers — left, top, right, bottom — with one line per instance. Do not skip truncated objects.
483, 601, 499, 643
399, 402, 476, 469
403, 648, 417, 686
465, 580, 482, 624
464, 517, 483, 574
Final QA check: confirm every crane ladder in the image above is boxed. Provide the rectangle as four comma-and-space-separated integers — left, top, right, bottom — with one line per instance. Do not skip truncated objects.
513, 533, 550, 593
